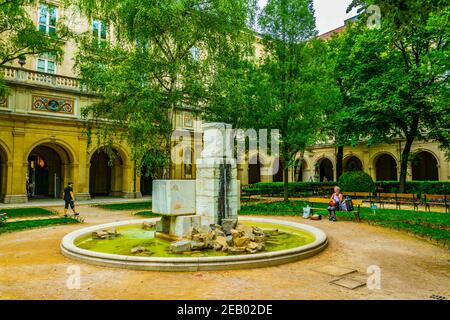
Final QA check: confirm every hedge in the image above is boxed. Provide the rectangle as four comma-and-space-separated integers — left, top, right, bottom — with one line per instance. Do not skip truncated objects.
243, 181, 450, 197
375, 181, 450, 195
243, 182, 335, 197
338, 171, 375, 192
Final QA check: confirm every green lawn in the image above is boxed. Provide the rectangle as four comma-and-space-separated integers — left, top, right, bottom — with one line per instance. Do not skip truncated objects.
240, 200, 450, 245
0, 207, 56, 219
95, 202, 152, 211
0, 217, 79, 234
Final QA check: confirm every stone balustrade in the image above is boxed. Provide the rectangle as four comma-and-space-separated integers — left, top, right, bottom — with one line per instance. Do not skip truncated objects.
2, 66, 82, 92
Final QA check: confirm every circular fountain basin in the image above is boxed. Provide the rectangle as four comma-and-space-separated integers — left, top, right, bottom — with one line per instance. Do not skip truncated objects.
61, 217, 327, 271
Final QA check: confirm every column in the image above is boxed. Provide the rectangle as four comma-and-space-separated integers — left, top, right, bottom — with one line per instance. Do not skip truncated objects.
76, 136, 91, 200
4, 127, 27, 203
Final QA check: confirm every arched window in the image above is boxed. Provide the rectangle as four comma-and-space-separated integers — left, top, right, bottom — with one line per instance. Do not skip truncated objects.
412, 151, 439, 181
375, 154, 397, 181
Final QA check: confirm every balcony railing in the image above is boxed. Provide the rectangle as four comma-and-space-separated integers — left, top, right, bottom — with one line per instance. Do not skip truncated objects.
2, 66, 82, 92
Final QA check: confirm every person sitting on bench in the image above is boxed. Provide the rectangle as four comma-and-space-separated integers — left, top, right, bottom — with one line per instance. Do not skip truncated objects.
328, 186, 346, 222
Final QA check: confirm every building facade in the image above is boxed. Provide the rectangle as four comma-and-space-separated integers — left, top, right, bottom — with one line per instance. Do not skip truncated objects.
0, 3, 448, 204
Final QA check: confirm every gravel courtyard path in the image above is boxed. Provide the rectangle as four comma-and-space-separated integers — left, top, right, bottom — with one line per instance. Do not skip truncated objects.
0, 205, 448, 300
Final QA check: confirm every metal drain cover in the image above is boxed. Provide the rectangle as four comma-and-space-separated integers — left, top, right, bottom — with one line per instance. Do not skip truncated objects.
330, 278, 366, 290
430, 295, 448, 300
314, 265, 357, 277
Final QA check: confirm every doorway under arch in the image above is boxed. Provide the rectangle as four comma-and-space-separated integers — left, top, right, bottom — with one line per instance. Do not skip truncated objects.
89, 149, 124, 197
375, 154, 398, 181
412, 151, 439, 181
272, 158, 284, 182
294, 159, 307, 182
27, 144, 71, 199
248, 155, 261, 184
344, 156, 363, 172
317, 158, 334, 182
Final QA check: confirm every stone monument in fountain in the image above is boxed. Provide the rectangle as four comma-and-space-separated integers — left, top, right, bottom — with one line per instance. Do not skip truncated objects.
152, 122, 240, 238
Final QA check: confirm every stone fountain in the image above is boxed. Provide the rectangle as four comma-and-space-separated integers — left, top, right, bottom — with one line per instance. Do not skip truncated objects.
152, 122, 239, 238
61, 122, 328, 270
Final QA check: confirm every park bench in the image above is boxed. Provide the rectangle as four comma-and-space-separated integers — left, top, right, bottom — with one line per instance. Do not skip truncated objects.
423, 194, 449, 213
306, 197, 363, 221
314, 186, 334, 197
343, 192, 374, 204
376, 193, 420, 211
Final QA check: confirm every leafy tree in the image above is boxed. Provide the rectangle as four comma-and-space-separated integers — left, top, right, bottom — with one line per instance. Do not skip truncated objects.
0, 0, 69, 95
338, 1, 449, 191
318, 33, 355, 181
74, 0, 257, 178
207, 0, 332, 201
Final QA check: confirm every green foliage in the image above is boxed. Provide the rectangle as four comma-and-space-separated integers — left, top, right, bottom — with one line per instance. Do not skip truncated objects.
243, 181, 450, 196
134, 211, 160, 217
0, 207, 56, 219
0, 217, 79, 234
0, 0, 70, 95
207, 0, 333, 201
95, 202, 152, 211
243, 182, 335, 196
240, 200, 450, 245
376, 181, 450, 195
333, 1, 450, 191
74, 0, 257, 178
240, 200, 306, 215
338, 171, 375, 192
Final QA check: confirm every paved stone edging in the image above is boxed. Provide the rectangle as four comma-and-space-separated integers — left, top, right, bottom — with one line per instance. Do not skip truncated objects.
60, 217, 328, 271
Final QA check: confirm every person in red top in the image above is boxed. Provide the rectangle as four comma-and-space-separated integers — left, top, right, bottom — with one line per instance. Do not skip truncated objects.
327, 186, 345, 222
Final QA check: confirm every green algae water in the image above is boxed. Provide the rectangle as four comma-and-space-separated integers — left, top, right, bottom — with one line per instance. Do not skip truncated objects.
75, 221, 315, 258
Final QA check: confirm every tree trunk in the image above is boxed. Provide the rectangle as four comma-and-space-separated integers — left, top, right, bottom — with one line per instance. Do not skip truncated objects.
399, 136, 414, 193
283, 164, 289, 202
336, 145, 344, 181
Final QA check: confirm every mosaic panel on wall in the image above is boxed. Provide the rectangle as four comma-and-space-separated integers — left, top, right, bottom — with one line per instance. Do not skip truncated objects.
32, 95, 74, 114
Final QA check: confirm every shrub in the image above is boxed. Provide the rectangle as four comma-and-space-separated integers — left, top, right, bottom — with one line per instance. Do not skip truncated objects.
375, 181, 450, 195
243, 182, 335, 197
338, 171, 375, 192
242, 180, 450, 197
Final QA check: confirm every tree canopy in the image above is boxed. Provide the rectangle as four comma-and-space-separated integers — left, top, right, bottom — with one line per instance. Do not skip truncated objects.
335, 0, 449, 190
74, 0, 257, 178
0, 0, 69, 95
206, 0, 333, 200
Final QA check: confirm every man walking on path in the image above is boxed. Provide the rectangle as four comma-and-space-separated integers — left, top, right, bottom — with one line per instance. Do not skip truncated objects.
63, 182, 78, 217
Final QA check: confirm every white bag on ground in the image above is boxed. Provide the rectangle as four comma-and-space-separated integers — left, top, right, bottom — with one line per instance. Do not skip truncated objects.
303, 206, 311, 219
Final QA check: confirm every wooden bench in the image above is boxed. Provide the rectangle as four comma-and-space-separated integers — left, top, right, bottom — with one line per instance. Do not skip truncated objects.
376, 193, 420, 211
343, 192, 374, 204
314, 186, 334, 197
423, 194, 449, 213
306, 197, 363, 221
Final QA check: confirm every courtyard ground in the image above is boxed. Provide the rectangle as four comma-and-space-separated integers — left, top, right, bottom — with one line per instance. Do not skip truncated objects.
0, 205, 448, 300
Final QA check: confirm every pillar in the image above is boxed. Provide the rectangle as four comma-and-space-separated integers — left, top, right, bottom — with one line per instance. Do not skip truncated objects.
4, 128, 28, 203
237, 163, 249, 185
76, 137, 91, 200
